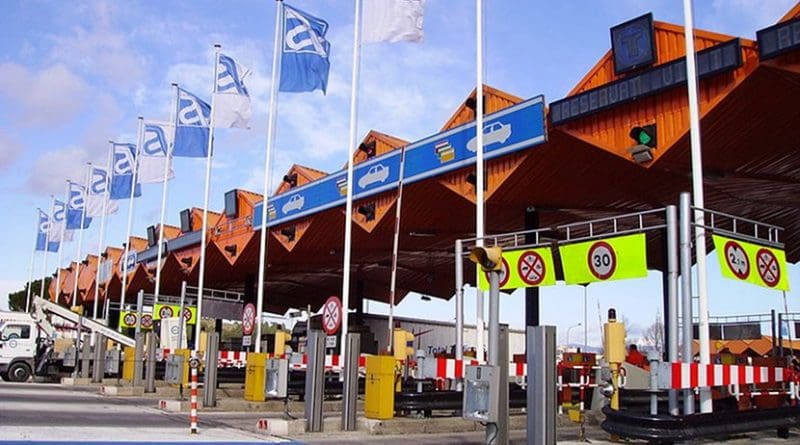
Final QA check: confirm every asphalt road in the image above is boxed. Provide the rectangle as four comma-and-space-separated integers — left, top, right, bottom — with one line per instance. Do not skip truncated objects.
2, 381, 799, 444
0, 381, 294, 443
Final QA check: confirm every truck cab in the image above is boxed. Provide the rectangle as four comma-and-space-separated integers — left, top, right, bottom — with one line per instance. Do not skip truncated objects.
0, 313, 38, 382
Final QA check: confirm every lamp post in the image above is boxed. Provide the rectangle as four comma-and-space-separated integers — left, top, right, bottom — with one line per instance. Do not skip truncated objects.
566, 322, 582, 348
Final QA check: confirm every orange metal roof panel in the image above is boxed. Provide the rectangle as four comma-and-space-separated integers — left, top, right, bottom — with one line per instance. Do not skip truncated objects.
780, 1, 800, 22
441, 85, 523, 131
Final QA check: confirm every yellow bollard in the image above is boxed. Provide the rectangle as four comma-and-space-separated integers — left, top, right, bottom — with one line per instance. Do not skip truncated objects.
364, 355, 396, 419
121, 346, 136, 381
244, 352, 269, 401
604, 308, 626, 411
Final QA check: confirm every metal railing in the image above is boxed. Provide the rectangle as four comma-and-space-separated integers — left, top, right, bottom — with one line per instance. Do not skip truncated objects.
692, 206, 784, 248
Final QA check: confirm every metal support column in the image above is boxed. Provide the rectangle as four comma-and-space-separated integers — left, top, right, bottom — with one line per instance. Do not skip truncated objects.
525, 208, 540, 327
342, 333, 360, 431
679, 192, 694, 415
305, 329, 325, 432
132, 289, 144, 386
455, 239, 464, 363
666, 204, 680, 415
144, 331, 156, 393
80, 333, 91, 378
771, 309, 777, 355
778, 313, 785, 357
203, 332, 219, 407
527, 325, 556, 445
486, 270, 507, 445
92, 333, 106, 383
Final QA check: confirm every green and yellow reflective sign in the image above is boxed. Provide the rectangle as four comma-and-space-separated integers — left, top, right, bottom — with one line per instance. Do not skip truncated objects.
153, 303, 197, 325
559, 233, 648, 284
712, 235, 789, 290
477, 247, 556, 291
118, 311, 154, 330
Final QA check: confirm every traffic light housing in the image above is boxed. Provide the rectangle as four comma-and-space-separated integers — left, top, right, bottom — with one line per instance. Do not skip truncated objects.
393, 328, 414, 360
629, 124, 656, 148
469, 246, 504, 272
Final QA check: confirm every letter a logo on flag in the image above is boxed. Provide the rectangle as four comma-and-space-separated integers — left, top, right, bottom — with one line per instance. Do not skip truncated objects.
280, 4, 331, 94
174, 88, 211, 158
138, 121, 175, 183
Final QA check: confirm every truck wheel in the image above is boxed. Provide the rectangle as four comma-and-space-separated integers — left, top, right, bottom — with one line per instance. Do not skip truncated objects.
8, 362, 32, 382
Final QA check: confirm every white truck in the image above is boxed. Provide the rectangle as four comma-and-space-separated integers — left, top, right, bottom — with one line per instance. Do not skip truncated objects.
0, 296, 135, 382
0, 309, 58, 381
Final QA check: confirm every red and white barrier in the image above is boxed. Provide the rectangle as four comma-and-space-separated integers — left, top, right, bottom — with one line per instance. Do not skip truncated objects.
660, 362, 788, 390
288, 354, 369, 372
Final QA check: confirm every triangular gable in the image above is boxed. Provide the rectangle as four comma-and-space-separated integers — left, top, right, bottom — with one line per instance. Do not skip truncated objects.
351, 130, 409, 165
160, 225, 182, 240
440, 84, 523, 131
191, 208, 222, 231
780, 1, 800, 22
129, 236, 148, 252
568, 21, 751, 97
275, 164, 328, 195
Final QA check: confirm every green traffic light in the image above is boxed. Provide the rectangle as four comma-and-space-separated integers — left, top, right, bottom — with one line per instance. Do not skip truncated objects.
637, 132, 652, 146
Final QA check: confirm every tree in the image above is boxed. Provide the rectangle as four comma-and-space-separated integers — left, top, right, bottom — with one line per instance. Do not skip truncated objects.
642, 316, 665, 355
7, 278, 51, 312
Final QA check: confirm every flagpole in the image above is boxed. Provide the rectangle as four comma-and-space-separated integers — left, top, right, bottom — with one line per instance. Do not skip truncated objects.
26, 209, 39, 312
387, 146, 407, 353
195, 44, 221, 351
682, 0, 711, 413
55, 181, 70, 306
41, 195, 55, 302
93, 144, 114, 320
154, 84, 180, 304
475, 0, 486, 362
119, 122, 144, 332
255, 2, 285, 354
340, 0, 363, 364
71, 167, 91, 309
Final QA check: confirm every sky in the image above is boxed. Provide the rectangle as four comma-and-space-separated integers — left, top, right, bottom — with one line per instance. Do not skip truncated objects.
1, 0, 798, 348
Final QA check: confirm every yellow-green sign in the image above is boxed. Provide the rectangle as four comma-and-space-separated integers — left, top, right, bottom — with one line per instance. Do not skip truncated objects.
153, 303, 197, 325
712, 235, 789, 290
118, 311, 153, 330
559, 233, 648, 284
477, 247, 556, 291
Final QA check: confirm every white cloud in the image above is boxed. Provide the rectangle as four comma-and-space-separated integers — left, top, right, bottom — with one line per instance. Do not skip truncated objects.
0, 63, 89, 127
47, 1, 146, 89
0, 129, 23, 171
26, 146, 90, 194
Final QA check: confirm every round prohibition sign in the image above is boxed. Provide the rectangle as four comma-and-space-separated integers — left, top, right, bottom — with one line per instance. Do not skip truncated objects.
517, 250, 546, 286
141, 314, 153, 329
123, 313, 137, 327
322, 296, 342, 335
483, 257, 511, 288
242, 303, 256, 335
158, 306, 174, 319
724, 240, 750, 280
756, 248, 780, 287
587, 241, 617, 280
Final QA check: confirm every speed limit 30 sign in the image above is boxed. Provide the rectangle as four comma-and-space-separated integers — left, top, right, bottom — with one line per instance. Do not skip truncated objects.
587, 241, 617, 280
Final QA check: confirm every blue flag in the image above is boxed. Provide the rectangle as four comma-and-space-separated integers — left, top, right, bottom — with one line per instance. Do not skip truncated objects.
174, 88, 211, 157
36, 210, 59, 252
280, 4, 331, 94
110, 143, 142, 199
66, 182, 92, 230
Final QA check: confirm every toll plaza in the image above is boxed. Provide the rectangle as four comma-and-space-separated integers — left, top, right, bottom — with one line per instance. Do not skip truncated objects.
27, 3, 800, 444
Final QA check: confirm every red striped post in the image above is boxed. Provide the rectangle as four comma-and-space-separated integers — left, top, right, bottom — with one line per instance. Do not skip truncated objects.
190, 356, 198, 434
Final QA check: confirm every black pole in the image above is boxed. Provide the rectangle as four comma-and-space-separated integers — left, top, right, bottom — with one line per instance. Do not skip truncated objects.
524, 207, 540, 327
771, 309, 777, 357
662, 247, 670, 360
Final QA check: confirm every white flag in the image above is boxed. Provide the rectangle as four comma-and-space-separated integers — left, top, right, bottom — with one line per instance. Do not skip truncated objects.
212, 53, 252, 129
362, 0, 425, 44
86, 166, 119, 217
138, 121, 175, 183
49, 199, 74, 243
